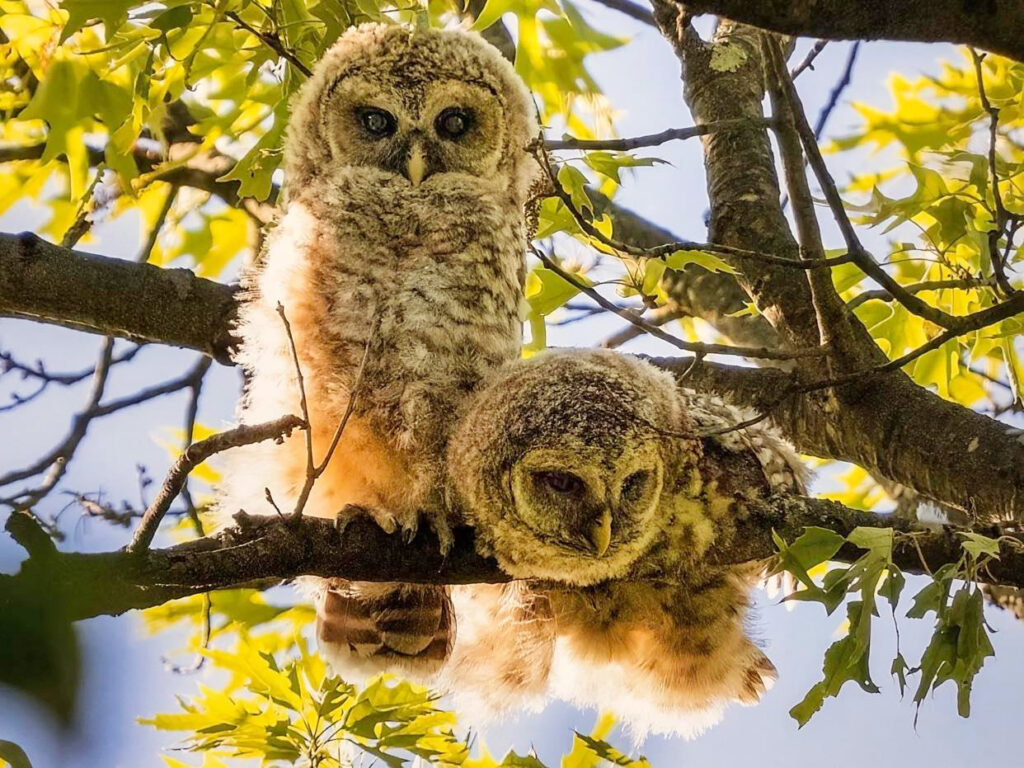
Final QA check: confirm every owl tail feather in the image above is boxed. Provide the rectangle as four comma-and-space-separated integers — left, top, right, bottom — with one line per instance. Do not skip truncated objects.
316, 581, 454, 680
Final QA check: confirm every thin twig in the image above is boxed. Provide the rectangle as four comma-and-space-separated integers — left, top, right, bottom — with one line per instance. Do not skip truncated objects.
225, 11, 313, 77
532, 248, 823, 361
290, 331, 374, 520
600, 305, 686, 348
275, 303, 315, 512
0, 338, 116, 507
180, 356, 213, 537
530, 141, 853, 270
773, 43, 1024, 333
790, 40, 828, 79
970, 47, 1016, 298
0, 345, 141, 413
846, 278, 994, 310
126, 414, 305, 552
586, 0, 656, 26
544, 118, 774, 151
813, 42, 859, 139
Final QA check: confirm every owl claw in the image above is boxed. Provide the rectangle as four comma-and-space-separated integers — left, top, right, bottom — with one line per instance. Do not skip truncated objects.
426, 512, 454, 557
335, 503, 399, 536
402, 522, 418, 544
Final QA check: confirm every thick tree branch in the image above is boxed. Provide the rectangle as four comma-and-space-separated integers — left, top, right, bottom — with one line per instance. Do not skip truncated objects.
6, 498, 1024, 622
677, 0, 1024, 63
0, 233, 238, 364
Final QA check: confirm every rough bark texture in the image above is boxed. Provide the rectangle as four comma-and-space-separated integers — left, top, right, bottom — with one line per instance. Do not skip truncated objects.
6, 500, 1023, 622
0, 232, 238, 364
680, 0, 1024, 62
647, 9, 1024, 520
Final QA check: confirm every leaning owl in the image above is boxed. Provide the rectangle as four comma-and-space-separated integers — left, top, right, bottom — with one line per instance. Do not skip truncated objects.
216, 23, 540, 678
444, 349, 807, 736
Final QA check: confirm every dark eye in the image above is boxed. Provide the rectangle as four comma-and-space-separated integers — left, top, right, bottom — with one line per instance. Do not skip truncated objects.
435, 107, 473, 140
621, 470, 649, 501
358, 108, 396, 137
535, 471, 584, 495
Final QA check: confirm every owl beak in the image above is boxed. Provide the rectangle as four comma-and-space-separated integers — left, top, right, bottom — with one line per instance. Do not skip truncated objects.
406, 141, 427, 186
588, 508, 613, 557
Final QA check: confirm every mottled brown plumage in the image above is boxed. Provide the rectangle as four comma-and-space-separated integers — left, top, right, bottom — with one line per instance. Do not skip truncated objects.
444, 349, 808, 736
216, 22, 540, 679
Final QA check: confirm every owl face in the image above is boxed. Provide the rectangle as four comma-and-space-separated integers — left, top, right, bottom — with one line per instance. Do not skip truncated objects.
322, 74, 507, 185
448, 349, 702, 586
505, 435, 667, 584
285, 23, 540, 201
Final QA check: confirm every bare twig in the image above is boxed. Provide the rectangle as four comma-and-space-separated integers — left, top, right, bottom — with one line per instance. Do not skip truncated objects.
587, 0, 657, 26
774, 46, 1024, 333
532, 248, 824, 361
790, 39, 828, 79
288, 314, 374, 520
225, 11, 313, 77
0, 345, 141, 413
846, 278, 994, 310
970, 48, 1016, 298
126, 414, 305, 552
0, 338, 116, 509
544, 117, 774, 151
813, 42, 859, 139
531, 142, 854, 270
600, 305, 686, 348
180, 356, 213, 537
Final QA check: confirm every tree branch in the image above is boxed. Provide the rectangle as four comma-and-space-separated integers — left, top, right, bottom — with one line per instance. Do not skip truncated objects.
7, 497, 1024, 622
0, 232, 239, 364
676, 0, 1024, 63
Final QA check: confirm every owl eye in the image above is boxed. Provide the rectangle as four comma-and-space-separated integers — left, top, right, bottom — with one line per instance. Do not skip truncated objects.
534, 470, 584, 495
358, 108, 397, 137
435, 107, 473, 140
621, 470, 650, 501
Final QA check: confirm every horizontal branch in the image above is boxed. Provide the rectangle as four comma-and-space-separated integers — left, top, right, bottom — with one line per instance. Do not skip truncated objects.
0, 232, 238, 364
6, 497, 1024, 621
544, 117, 774, 151
678, 0, 1024, 63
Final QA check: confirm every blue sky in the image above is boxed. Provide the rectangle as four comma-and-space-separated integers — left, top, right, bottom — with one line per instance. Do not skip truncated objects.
1, 6, 1020, 766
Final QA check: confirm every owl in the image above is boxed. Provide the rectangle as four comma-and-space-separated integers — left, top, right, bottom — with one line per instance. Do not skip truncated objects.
443, 348, 807, 736
216, 23, 540, 678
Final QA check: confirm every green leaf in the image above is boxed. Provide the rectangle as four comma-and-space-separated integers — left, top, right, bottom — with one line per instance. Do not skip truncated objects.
470, 0, 516, 31
959, 532, 1001, 560
847, 526, 894, 557
525, 264, 588, 316
570, 734, 650, 768
60, 0, 138, 40
582, 151, 666, 185
0, 741, 33, 768
662, 249, 737, 274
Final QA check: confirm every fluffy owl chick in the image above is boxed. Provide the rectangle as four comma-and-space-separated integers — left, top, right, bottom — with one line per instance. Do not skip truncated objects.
446, 348, 702, 586
445, 349, 807, 735
217, 23, 539, 678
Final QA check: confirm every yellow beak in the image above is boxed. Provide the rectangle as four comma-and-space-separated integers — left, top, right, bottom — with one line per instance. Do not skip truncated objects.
407, 143, 426, 187
589, 509, 612, 557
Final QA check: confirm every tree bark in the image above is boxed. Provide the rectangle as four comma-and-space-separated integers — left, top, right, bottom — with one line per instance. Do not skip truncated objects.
0, 232, 238, 364
6, 500, 1023, 622
679, 0, 1024, 62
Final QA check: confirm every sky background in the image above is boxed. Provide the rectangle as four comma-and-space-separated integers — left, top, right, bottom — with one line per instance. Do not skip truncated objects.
2, 5, 1022, 766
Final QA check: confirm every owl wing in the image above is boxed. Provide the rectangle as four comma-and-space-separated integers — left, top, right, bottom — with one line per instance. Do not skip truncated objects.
315, 580, 454, 680
681, 389, 809, 495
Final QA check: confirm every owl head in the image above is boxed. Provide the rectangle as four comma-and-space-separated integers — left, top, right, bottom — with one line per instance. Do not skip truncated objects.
284, 23, 541, 205
447, 349, 701, 585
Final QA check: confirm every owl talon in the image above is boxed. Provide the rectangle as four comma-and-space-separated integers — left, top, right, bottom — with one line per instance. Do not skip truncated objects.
336, 503, 399, 536
402, 523, 418, 544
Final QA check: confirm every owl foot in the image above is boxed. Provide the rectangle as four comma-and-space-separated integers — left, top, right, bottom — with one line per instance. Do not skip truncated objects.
335, 503, 399, 537
424, 509, 455, 557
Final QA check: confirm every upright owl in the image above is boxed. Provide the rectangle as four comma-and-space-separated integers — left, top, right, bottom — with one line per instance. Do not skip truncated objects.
216, 23, 540, 678
444, 349, 807, 736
